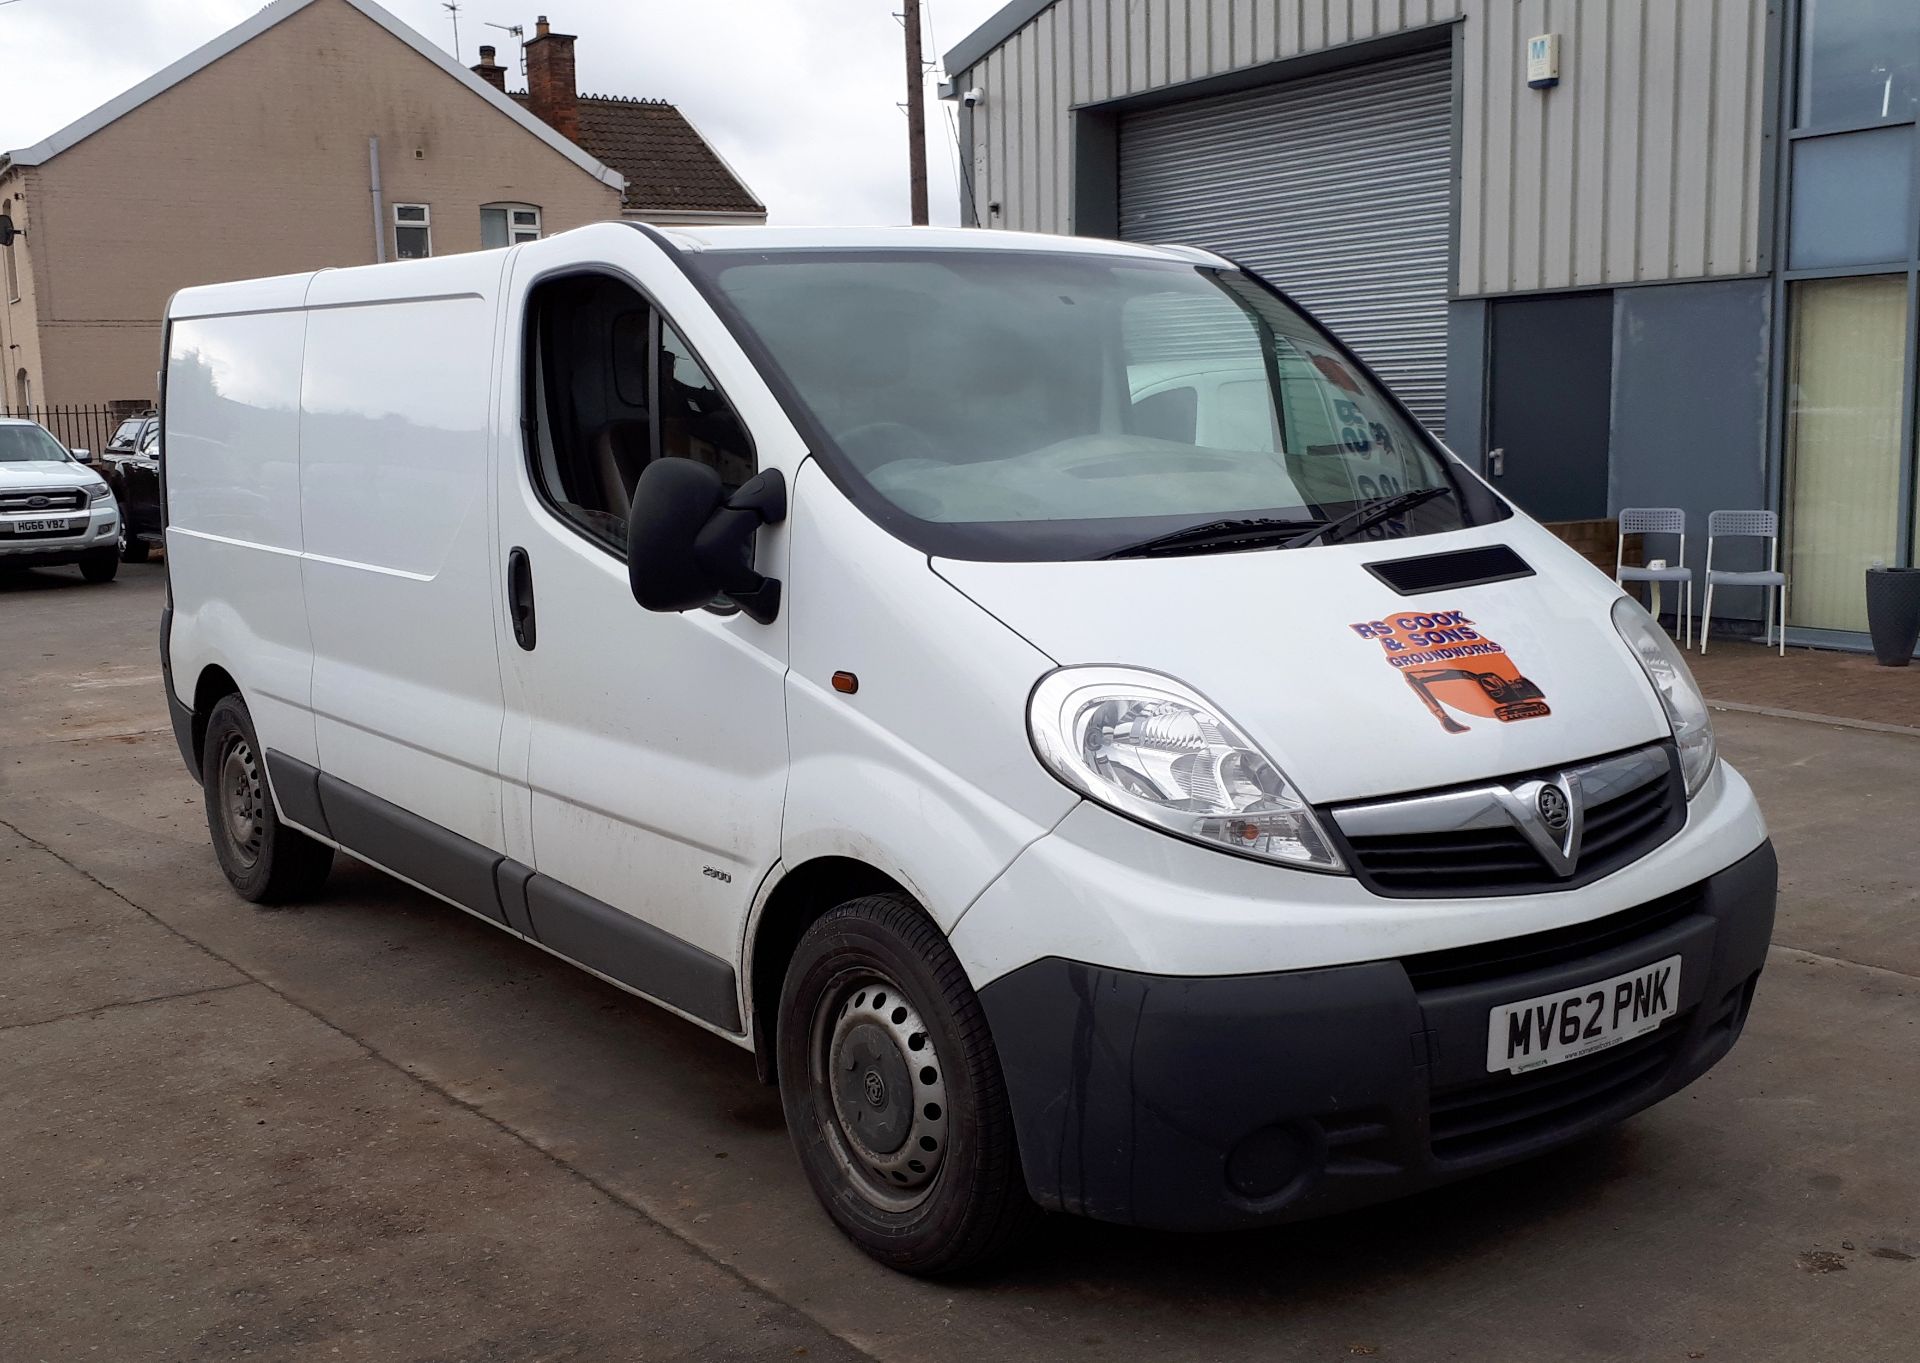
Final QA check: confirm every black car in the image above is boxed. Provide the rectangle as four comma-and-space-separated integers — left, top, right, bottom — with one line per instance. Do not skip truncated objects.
102, 418, 162, 561
104, 412, 157, 457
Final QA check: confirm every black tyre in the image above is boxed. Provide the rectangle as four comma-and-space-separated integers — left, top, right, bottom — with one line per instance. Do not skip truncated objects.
777, 893, 1035, 1275
121, 534, 151, 563
200, 695, 333, 903
79, 549, 119, 583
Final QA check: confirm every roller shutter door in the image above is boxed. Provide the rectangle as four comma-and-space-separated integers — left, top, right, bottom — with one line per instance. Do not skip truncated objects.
1118, 47, 1454, 433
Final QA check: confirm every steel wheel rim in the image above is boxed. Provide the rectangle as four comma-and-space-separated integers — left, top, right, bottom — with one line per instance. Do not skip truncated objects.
218, 735, 266, 868
809, 968, 950, 1213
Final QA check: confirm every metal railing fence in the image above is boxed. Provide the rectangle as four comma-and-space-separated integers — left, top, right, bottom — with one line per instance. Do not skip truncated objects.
0, 403, 152, 456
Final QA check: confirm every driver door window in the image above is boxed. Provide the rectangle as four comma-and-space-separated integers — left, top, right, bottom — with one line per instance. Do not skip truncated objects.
525, 274, 754, 553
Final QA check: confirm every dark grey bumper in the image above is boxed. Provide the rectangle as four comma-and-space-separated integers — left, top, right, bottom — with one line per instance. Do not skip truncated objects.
979, 840, 1778, 1231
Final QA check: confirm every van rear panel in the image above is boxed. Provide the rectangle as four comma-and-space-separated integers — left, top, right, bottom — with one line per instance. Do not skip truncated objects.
164, 306, 318, 769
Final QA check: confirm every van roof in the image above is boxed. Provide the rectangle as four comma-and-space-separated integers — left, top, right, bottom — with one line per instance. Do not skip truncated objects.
165, 223, 1230, 319
645, 223, 1230, 268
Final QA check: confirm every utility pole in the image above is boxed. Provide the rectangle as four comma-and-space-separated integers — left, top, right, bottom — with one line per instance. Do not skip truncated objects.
902, 0, 929, 225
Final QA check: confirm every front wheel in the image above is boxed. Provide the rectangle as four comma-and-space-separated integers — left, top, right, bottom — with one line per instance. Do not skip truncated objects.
79, 548, 119, 582
200, 695, 333, 903
777, 894, 1034, 1275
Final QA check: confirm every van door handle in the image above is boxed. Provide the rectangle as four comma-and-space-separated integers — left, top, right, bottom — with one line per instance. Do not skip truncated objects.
507, 547, 537, 650
1487, 448, 1506, 478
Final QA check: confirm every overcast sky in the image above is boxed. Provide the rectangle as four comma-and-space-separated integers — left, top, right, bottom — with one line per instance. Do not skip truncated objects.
0, 0, 1005, 225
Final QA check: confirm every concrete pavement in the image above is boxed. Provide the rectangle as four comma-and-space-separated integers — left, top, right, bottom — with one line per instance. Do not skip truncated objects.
3, 561, 1916, 1361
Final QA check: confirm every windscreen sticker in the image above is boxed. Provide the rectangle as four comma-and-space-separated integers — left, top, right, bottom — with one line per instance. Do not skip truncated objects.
1348, 610, 1552, 734
1311, 355, 1362, 394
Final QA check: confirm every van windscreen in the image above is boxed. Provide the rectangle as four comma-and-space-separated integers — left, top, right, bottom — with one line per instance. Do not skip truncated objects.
688, 249, 1500, 562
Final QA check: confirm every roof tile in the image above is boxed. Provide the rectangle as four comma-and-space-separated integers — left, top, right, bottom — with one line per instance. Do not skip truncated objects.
512, 92, 762, 216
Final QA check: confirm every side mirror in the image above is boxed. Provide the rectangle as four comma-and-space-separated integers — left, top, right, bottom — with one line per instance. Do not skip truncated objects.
627, 458, 787, 624
70, 447, 93, 464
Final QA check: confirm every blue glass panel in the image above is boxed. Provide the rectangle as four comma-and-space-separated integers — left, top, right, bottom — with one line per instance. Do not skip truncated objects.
1789, 126, 1913, 269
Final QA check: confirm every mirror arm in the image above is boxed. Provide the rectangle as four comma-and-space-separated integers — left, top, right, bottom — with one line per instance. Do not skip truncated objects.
702, 468, 788, 625
725, 577, 782, 626
728, 468, 787, 524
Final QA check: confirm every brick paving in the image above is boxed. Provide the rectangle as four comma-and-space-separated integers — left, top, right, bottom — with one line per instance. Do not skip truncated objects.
1686, 639, 1920, 730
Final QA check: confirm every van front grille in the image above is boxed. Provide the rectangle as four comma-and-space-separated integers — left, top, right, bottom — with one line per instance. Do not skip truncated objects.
1400, 885, 1705, 992
1428, 1018, 1687, 1162
1331, 744, 1685, 897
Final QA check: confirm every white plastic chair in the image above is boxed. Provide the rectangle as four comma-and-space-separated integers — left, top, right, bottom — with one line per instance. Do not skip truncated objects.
1701, 510, 1788, 655
1615, 507, 1693, 647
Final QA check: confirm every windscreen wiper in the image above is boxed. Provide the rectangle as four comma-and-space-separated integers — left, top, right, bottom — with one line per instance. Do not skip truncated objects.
1102, 516, 1320, 560
1283, 486, 1454, 549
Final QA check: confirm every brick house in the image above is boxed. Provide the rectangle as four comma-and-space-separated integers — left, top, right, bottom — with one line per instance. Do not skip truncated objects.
0, 0, 762, 408
473, 27, 765, 228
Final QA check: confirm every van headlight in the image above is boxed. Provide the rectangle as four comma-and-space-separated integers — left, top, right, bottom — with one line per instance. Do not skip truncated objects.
1028, 666, 1344, 871
1611, 597, 1717, 797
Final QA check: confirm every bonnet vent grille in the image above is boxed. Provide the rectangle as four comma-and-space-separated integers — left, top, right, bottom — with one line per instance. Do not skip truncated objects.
1365, 544, 1534, 595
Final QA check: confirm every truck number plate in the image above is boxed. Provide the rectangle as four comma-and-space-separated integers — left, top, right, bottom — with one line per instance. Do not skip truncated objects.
16, 517, 70, 534
1486, 955, 1681, 1074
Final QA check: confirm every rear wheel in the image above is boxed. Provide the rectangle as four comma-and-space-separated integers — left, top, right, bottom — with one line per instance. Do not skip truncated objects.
777, 894, 1034, 1275
79, 549, 118, 582
121, 531, 151, 563
201, 695, 332, 903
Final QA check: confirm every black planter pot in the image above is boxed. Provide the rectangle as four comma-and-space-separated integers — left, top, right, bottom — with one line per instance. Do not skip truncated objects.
1865, 567, 1920, 667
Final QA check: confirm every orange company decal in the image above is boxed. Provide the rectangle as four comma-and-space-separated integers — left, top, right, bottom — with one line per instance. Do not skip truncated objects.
1310, 354, 1362, 394
1348, 610, 1552, 735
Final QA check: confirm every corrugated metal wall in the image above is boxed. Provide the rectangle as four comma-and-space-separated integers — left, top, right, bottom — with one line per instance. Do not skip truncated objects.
956, 0, 1772, 295
1118, 49, 1454, 427
967, 0, 1466, 238
1458, 0, 1771, 292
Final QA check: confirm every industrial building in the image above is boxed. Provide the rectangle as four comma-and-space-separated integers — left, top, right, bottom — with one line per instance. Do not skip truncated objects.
943, 0, 1919, 644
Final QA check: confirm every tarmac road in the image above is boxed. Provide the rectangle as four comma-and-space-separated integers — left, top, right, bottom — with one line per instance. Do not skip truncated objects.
3, 561, 1916, 1361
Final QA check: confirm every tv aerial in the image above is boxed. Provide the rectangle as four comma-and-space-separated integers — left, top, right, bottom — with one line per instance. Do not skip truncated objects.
484, 20, 528, 77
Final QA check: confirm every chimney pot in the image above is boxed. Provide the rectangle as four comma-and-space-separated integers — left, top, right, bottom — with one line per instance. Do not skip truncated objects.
471, 44, 507, 92
524, 16, 579, 144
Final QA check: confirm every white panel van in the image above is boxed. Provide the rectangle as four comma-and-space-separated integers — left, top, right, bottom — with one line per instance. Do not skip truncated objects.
160, 224, 1775, 1274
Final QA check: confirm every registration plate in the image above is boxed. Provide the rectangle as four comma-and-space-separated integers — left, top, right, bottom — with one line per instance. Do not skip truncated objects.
1486, 955, 1681, 1075
15, 517, 70, 534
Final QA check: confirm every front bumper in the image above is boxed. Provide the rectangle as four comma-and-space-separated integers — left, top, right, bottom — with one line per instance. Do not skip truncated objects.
979, 840, 1777, 1231
0, 503, 118, 565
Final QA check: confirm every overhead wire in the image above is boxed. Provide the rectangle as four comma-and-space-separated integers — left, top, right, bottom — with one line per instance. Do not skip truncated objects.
921, 0, 976, 224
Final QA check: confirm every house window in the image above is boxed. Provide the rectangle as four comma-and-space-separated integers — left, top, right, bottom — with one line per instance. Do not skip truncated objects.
393, 203, 432, 260
481, 203, 542, 250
